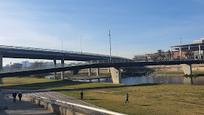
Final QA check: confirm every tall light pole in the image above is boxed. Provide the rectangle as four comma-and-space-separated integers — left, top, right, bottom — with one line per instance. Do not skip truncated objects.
109, 30, 112, 63
61, 39, 64, 52
80, 38, 82, 54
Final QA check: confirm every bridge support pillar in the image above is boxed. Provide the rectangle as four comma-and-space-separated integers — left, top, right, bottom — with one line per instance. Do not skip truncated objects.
61, 59, 65, 80
96, 68, 100, 76
88, 68, 91, 76
0, 55, 2, 71
72, 70, 79, 75
181, 64, 193, 84
53, 60, 57, 79
110, 67, 121, 84
181, 64, 192, 76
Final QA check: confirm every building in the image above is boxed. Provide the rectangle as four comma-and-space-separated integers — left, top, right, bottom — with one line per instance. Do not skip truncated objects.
171, 38, 204, 60
133, 55, 148, 61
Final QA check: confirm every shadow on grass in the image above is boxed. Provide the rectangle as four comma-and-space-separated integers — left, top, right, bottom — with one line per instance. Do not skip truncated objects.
50, 83, 160, 92
0, 79, 160, 93
0, 80, 84, 90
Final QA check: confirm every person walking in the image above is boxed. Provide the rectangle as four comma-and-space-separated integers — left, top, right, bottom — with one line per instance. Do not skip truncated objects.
18, 92, 22, 101
12, 92, 17, 103
125, 92, 129, 104
80, 90, 84, 100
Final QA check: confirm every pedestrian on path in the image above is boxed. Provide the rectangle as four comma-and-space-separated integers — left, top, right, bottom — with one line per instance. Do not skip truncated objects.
18, 92, 22, 101
12, 92, 17, 103
80, 90, 84, 100
125, 92, 129, 104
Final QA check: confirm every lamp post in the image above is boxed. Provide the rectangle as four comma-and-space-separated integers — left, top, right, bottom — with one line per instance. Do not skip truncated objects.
80, 38, 82, 54
61, 39, 64, 52
109, 30, 112, 63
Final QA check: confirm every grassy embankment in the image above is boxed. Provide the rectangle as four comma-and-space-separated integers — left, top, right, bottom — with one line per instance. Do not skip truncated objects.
0, 77, 119, 90
63, 85, 204, 115
153, 69, 204, 77
0, 77, 204, 115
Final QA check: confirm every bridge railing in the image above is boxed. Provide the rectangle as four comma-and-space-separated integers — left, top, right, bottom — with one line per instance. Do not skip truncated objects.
0, 59, 132, 74
0, 65, 63, 73
0, 63, 87, 73
88, 59, 134, 64
1, 59, 203, 74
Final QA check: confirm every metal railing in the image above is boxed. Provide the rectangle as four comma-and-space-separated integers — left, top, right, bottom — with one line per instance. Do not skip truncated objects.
0, 60, 134, 74
0, 63, 86, 73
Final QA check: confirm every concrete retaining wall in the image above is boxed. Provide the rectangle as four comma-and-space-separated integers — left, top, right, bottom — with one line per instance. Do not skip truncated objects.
25, 95, 125, 115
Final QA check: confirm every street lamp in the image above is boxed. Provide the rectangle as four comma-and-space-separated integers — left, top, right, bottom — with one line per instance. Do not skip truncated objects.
80, 38, 82, 54
109, 30, 112, 63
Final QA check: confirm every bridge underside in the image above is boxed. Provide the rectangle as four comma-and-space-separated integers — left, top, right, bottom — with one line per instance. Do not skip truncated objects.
0, 60, 202, 84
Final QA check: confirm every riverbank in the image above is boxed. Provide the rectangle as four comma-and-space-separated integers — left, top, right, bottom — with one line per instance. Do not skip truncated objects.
0, 77, 120, 90
0, 77, 204, 115
149, 64, 204, 77
63, 84, 204, 115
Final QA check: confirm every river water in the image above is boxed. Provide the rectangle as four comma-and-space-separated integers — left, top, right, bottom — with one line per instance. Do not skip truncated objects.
120, 76, 204, 85
47, 75, 204, 85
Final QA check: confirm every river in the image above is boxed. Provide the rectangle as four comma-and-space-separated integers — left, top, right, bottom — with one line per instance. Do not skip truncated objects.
121, 76, 204, 85
47, 75, 204, 85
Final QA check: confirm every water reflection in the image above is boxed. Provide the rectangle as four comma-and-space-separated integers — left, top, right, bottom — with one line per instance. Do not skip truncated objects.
47, 75, 204, 85
121, 76, 204, 85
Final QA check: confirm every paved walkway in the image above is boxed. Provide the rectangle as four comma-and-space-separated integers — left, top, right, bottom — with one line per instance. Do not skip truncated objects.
0, 89, 117, 115
2, 89, 100, 108
29, 91, 99, 108
0, 92, 56, 115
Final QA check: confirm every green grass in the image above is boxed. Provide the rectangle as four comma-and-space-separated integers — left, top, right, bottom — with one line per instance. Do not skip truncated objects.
0, 77, 57, 86
63, 84, 204, 115
1, 77, 204, 115
0, 77, 119, 90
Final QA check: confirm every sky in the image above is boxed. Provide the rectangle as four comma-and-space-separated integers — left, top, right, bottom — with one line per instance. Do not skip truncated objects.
1, 0, 204, 64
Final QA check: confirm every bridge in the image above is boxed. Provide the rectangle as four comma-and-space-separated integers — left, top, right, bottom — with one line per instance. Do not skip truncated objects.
0, 45, 130, 61
0, 60, 203, 84
0, 45, 132, 79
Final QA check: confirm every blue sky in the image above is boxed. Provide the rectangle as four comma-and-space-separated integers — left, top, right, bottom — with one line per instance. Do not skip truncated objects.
1, 0, 204, 61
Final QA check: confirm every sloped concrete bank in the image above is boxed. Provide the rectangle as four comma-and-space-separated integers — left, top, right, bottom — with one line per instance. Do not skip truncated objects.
24, 95, 125, 115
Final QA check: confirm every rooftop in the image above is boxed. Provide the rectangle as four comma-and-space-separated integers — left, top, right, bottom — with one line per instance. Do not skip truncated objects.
171, 38, 204, 47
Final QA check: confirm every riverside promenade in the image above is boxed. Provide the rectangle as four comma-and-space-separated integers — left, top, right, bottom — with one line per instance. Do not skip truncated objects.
0, 89, 125, 115
0, 91, 56, 115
